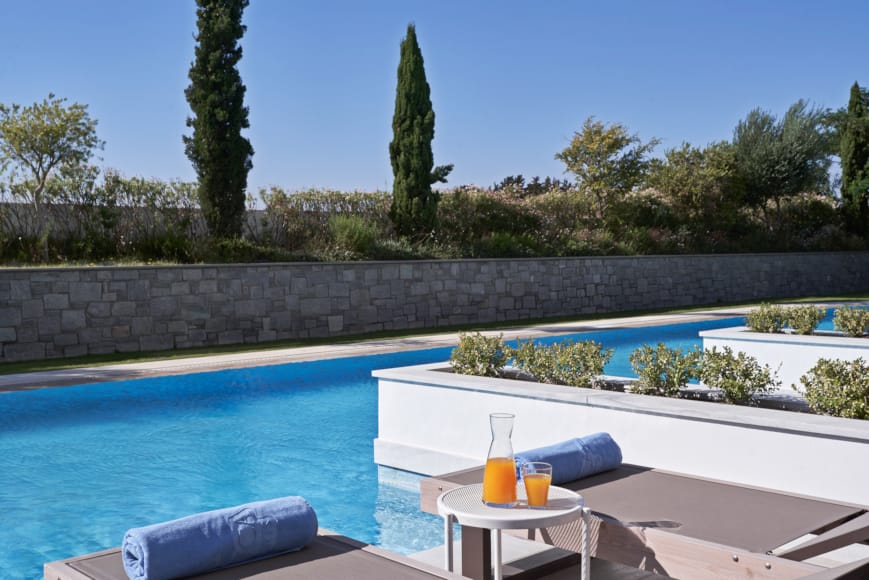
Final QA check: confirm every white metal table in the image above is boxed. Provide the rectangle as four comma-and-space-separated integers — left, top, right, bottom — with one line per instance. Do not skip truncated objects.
437, 483, 590, 580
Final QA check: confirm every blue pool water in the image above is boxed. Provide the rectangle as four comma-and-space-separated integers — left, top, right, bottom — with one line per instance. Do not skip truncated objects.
0, 316, 747, 579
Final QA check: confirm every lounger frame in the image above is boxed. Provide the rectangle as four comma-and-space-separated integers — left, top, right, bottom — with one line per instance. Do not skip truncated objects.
420, 464, 869, 580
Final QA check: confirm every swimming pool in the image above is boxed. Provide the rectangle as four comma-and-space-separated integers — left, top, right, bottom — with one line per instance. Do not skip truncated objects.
0, 316, 744, 579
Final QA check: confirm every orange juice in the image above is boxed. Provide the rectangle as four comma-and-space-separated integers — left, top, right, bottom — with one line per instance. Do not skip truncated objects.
482, 457, 517, 506
523, 473, 552, 507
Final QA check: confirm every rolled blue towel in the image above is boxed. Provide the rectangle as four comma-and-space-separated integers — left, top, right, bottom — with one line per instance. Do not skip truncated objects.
122, 496, 317, 580
515, 432, 622, 485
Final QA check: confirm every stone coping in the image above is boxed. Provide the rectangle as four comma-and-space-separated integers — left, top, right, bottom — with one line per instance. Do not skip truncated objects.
700, 326, 869, 349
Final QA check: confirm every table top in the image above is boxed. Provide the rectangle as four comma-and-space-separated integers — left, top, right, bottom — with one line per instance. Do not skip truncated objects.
437, 483, 584, 530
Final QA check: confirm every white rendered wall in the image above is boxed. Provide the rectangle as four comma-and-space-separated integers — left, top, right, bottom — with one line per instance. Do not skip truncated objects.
700, 326, 869, 391
374, 363, 869, 506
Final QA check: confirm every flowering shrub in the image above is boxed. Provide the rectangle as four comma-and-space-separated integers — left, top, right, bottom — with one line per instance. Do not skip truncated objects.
833, 306, 869, 337
745, 303, 787, 333
800, 358, 869, 419
629, 343, 701, 396
449, 332, 507, 377
785, 305, 826, 335
507, 338, 612, 388
699, 346, 779, 405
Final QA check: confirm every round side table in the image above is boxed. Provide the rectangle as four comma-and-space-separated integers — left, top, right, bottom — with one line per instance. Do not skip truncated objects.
437, 483, 590, 580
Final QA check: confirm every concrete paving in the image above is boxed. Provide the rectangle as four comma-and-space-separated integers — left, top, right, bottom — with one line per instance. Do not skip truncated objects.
0, 306, 754, 391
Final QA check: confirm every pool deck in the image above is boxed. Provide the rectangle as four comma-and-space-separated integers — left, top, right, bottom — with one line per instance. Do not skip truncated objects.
0, 306, 760, 392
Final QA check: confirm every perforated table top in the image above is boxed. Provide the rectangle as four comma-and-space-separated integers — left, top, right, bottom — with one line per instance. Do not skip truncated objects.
437, 483, 584, 530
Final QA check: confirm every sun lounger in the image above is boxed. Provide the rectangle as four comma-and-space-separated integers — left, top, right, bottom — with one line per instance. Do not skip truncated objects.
44, 529, 467, 580
420, 464, 869, 579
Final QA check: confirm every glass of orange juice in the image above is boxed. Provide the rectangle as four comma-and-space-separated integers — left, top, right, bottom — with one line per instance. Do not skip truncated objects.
521, 462, 552, 509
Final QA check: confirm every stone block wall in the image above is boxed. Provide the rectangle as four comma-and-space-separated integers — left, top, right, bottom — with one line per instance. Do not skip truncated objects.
1, 252, 868, 362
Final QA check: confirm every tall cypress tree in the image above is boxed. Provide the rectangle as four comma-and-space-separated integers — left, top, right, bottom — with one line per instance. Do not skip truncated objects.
184, 0, 253, 239
840, 82, 869, 233
389, 24, 452, 238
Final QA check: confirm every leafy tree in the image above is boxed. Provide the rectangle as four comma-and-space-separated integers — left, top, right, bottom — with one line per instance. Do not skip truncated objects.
646, 141, 740, 237
492, 175, 572, 197
184, 0, 253, 240
731, 101, 833, 222
555, 116, 659, 216
839, 82, 869, 233
389, 23, 453, 238
0, 94, 103, 260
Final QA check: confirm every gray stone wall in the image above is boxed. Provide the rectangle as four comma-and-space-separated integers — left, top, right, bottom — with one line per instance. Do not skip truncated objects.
2, 252, 868, 362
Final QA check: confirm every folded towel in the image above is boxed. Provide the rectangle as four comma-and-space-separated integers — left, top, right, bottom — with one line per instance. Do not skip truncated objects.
122, 496, 317, 580
515, 432, 622, 485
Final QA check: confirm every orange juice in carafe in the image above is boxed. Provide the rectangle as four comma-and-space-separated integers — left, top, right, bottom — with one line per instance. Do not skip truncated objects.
483, 456, 517, 506
482, 413, 517, 507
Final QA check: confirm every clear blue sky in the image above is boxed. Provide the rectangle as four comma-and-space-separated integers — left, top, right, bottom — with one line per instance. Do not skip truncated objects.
2, 1, 866, 195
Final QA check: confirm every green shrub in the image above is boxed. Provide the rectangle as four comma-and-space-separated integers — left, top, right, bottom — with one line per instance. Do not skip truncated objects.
262, 187, 391, 252
785, 305, 826, 335
328, 214, 379, 259
450, 333, 507, 377
629, 343, 701, 397
833, 306, 869, 337
436, 187, 541, 257
699, 346, 779, 405
800, 357, 869, 419
472, 232, 538, 258
506, 339, 551, 381
507, 338, 612, 388
745, 303, 787, 333
202, 237, 291, 263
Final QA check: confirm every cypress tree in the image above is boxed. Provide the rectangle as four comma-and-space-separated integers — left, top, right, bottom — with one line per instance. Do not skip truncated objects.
840, 82, 869, 233
184, 0, 253, 239
389, 24, 452, 238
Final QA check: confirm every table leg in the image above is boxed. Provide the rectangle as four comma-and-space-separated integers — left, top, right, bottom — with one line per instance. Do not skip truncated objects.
443, 514, 453, 572
493, 529, 503, 580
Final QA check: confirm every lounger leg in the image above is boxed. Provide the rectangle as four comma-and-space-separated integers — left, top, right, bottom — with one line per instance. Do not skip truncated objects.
461, 526, 492, 580
581, 507, 591, 580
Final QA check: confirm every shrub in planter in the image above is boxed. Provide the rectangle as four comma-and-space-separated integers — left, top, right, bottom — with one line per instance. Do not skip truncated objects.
450, 332, 507, 377
506, 339, 550, 382
629, 343, 701, 397
745, 303, 787, 333
800, 358, 869, 419
833, 306, 869, 337
785, 305, 826, 335
507, 339, 612, 388
699, 346, 779, 405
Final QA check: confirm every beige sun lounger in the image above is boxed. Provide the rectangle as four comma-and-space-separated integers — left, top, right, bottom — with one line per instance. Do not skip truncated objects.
420, 464, 869, 580
44, 530, 468, 580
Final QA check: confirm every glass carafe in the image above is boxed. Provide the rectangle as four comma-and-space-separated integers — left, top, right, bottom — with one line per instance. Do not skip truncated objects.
482, 412, 517, 507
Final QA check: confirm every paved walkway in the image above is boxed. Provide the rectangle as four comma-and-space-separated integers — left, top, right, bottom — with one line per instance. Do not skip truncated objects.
0, 306, 757, 391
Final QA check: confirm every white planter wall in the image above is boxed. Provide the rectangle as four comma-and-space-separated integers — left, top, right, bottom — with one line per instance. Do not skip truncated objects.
700, 326, 869, 391
373, 363, 869, 505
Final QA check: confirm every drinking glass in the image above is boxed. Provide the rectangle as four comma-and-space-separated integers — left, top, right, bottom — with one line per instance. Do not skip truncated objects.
521, 462, 552, 508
